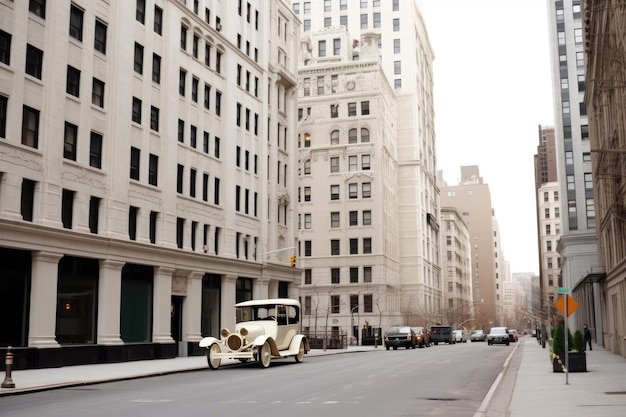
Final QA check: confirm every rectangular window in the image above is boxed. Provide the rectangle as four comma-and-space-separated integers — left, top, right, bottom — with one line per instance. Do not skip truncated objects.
177, 164, 184, 193
373, 12, 381, 28
179, 69, 186, 96
214, 177, 220, 204
152, 54, 161, 83
63, 122, 78, 161
362, 155, 370, 170
364, 294, 373, 312
331, 239, 340, 256
154, 6, 163, 35
89, 131, 102, 168
176, 218, 184, 249
150, 106, 159, 131
29, 0, 46, 18
130, 147, 140, 180
149, 154, 158, 186
149, 211, 158, 243
61, 189, 74, 229
94, 20, 107, 54
69, 5, 84, 41
363, 238, 372, 254
331, 268, 340, 284
22, 105, 40, 148
330, 184, 340, 200
178, 119, 184, 143
202, 173, 209, 201
361, 101, 370, 115
129, 206, 138, 240
349, 211, 358, 226
331, 104, 338, 118
349, 155, 358, 171
66, 66, 80, 97
350, 267, 358, 283
393, 18, 400, 31
190, 168, 197, 197
134, 43, 144, 74
216, 91, 222, 115
204, 83, 211, 109
350, 238, 358, 254
331, 295, 340, 314
330, 212, 340, 228
26, 44, 43, 79
364, 267, 372, 283
192, 77, 199, 102
360, 14, 368, 29
132, 97, 142, 124
0, 95, 7, 138
362, 182, 371, 198
304, 240, 312, 256
348, 183, 358, 199
89, 196, 100, 234
0, 30, 11, 65
136, 0, 146, 23
190, 125, 197, 148
363, 210, 371, 225
92, 78, 105, 107
333, 38, 341, 55
394, 39, 400, 53
180, 25, 188, 50
21, 179, 35, 222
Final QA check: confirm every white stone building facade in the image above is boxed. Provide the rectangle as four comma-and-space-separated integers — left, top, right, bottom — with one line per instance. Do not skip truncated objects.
0, 0, 301, 368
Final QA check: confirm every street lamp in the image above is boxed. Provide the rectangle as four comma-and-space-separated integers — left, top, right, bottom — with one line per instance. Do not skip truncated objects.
351, 305, 359, 345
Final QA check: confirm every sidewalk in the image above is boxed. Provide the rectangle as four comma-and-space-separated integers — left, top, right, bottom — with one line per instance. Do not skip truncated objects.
0, 344, 380, 396
2, 338, 626, 417
488, 337, 626, 417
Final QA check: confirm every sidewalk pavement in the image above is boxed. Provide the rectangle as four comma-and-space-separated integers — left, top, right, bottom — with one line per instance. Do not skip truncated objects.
2, 337, 626, 417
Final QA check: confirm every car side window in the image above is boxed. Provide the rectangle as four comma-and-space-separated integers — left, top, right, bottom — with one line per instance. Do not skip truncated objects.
277, 305, 287, 325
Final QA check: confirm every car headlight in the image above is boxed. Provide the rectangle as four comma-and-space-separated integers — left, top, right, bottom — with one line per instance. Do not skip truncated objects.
226, 333, 245, 351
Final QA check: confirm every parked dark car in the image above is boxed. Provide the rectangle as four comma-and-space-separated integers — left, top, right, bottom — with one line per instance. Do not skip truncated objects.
430, 325, 455, 345
487, 327, 510, 346
384, 326, 417, 350
411, 326, 430, 348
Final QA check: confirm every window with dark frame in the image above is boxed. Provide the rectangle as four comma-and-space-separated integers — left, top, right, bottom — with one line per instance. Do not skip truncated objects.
154, 6, 163, 35
331, 268, 340, 284
92, 78, 105, 107
66, 66, 80, 97
150, 106, 159, 131
134, 42, 144, 74
69, 5, 83, 41
94, 20, 107, 54
149, 211, 158, 243
132, 97, 142, 124
90, 131, 102, 169
0, 95, 7, 138
63, 122, 78, 161
148, 154, 158, 186
136, 0, 146, 24
26, 44, 43, 79
130, 147, 140, 180
29, 0, 46, 19
177, 164, 184, 193
152, 54, 161, 83
21, 179, 35, 222
0, 30, 11, 65
128, 206, 138, 240
61, 189, 75, 229
22, 105, 40, 148
89, 196, 100, 234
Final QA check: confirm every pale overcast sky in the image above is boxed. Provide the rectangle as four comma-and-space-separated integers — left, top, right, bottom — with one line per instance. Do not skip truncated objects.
420, 1, 555, 274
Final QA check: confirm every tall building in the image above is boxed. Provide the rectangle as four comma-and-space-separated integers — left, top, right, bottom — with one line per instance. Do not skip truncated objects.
533, 126, 561, 318
439, 207, 473, 328
296, 27, 400, 340
546, 0, 601, 334
439, 166, 501, 329
291, 0, 441, 327
0, 0, 301, 369
583, 0, 626, 357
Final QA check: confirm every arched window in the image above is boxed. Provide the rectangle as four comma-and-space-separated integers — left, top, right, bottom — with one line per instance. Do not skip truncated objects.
348, 128, 357, 144
361, 128, 370, 143
330, 130, 339, 145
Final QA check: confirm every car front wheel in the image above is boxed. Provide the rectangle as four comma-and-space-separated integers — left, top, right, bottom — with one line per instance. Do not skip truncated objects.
258, 342, 271, 368
207, 343, 221, 370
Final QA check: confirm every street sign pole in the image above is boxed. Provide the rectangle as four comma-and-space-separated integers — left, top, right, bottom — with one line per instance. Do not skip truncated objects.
564, 294, 569, 385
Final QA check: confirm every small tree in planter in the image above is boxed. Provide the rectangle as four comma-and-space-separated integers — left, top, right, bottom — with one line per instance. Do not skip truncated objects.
573, 330, 584, 352
552, 323, 586, 372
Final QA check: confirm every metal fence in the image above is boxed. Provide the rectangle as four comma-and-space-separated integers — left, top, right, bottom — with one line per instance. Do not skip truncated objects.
302, 328, 348, 349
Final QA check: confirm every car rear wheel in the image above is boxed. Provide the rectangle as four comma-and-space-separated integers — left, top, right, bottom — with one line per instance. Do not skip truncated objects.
258, 342, 271, 368
295, 340, 305, 363
207, 343, 221, 370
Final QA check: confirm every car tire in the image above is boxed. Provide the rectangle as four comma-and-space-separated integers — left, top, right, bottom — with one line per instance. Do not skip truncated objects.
393, 346, 397, 350
295, 340, 305, 363
258, 342, 271, 368
207, 343, 221, 370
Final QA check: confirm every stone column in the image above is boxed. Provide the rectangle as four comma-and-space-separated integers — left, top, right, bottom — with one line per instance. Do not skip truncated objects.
183, 271, 204, 345
153, 266, 175, 343
0, 173, 24, 220
28, 251, 63, 348
221, 275, 238, 331
97, 260, 125, 345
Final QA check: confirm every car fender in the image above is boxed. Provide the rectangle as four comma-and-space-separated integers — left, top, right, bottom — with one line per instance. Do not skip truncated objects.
199, 336, 220, 349
253, 335, 279, 355
289, 334, 310, 353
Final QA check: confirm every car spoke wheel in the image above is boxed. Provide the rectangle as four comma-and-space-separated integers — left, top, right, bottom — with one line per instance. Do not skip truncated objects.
207, 343, 221, 370
295, 340, 305, 363
258, 342, 271, 368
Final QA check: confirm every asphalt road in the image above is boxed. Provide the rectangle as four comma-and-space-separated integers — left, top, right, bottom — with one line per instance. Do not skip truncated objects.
0, 341, 516, 417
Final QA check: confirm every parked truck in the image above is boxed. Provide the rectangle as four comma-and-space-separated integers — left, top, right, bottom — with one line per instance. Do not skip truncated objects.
430, 325, 455, 345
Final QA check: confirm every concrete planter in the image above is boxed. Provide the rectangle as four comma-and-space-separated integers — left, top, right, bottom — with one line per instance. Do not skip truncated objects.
552, 351, 587, 372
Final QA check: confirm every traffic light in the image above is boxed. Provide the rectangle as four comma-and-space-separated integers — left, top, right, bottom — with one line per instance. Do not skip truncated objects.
290, 254, 296, 267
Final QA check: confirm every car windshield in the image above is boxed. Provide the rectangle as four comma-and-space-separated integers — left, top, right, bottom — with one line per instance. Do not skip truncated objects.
235, 304, 300, 325
490, 328, 507, 335
389, 326, 411, 334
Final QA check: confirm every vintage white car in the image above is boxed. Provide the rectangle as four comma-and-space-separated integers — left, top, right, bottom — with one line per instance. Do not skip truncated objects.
199, 298, 310, 369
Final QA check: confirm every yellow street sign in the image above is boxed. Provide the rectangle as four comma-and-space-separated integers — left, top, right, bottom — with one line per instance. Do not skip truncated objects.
555, 294, 579, 317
